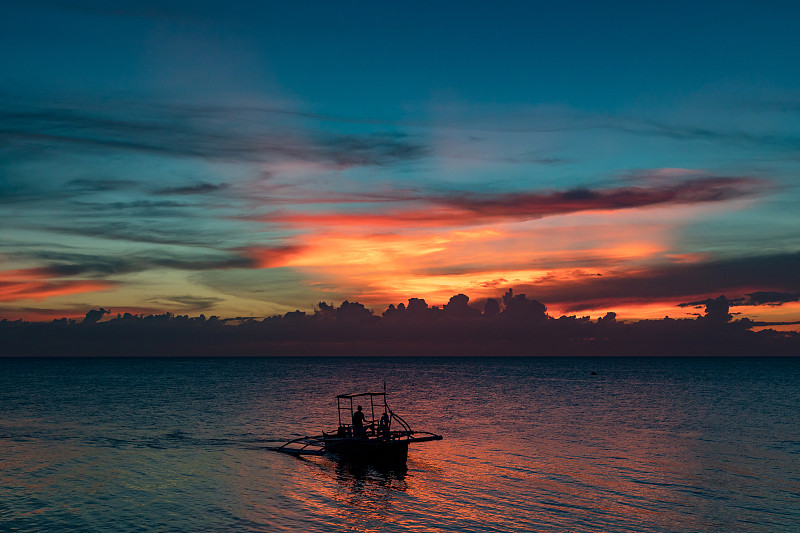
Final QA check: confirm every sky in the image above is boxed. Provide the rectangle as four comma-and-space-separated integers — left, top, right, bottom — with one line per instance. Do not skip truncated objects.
1, 0, 799, 326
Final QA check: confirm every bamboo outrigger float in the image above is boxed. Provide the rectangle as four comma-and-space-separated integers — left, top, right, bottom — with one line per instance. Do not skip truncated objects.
270, 386, 442, 463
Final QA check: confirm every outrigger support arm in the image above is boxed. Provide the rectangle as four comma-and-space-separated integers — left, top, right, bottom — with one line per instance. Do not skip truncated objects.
268, 434, 326, 456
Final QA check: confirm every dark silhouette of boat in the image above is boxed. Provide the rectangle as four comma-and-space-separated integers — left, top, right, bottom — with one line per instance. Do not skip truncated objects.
270, 387, 442, 463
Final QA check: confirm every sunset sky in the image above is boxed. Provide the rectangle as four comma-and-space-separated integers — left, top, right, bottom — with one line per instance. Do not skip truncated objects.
2, 1, 799, 325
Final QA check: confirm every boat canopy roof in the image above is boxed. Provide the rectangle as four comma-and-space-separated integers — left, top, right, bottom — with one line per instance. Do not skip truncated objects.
336, 392, 386, 399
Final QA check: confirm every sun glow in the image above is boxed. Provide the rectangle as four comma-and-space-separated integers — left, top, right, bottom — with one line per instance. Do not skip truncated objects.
246, 205, 681, 309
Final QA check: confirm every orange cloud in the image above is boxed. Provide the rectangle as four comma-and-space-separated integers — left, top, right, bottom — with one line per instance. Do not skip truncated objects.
0, 268, 114, 302
244, 212, 674, 310
239, 175, 778, 319
1, 267, 52, 281
248, 245, 305, 268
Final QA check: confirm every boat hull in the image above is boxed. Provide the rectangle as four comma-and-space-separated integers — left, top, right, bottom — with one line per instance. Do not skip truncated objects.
323, 437, 409, 464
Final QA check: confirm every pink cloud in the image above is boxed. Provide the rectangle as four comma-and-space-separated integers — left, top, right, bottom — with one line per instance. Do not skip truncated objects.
255, 176, 763, 229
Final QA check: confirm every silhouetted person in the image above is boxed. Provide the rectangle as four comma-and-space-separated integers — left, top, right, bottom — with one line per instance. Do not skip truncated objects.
378, 412, 390, 438
352, 405, 367, 437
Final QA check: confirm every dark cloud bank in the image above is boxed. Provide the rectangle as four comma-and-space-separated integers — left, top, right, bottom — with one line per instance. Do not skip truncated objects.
2, 290, 798, 357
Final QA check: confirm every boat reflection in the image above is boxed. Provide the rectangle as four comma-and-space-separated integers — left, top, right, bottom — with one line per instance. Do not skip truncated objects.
332, 456, 408, 494
284, 454, 411, 532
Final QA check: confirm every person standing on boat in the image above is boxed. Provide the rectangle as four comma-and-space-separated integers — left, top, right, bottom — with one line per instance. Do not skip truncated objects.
378, 412, 390, 438
352, 405, 367, 437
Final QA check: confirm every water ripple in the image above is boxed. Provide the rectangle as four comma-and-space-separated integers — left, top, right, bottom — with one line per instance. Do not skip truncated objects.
1, 356, 799, 532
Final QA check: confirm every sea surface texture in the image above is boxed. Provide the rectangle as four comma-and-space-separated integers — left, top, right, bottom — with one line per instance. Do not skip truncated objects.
1, 356, 799, 532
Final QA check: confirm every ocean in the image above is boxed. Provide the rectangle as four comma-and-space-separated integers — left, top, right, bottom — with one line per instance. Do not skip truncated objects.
1, 356, 799, 532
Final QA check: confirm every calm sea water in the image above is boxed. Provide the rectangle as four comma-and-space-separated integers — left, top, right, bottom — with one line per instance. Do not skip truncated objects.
1, 356, 799, 532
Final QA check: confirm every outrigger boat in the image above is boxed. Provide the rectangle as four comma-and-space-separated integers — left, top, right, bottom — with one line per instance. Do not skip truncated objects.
270, 387, 442, 463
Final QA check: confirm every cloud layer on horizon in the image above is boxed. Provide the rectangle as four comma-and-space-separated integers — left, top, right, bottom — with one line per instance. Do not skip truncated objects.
1, 94, 799, 324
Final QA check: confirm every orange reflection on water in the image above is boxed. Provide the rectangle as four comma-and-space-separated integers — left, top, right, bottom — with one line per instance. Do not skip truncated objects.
280, 457, 411, 533
389, 398, 717, 532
